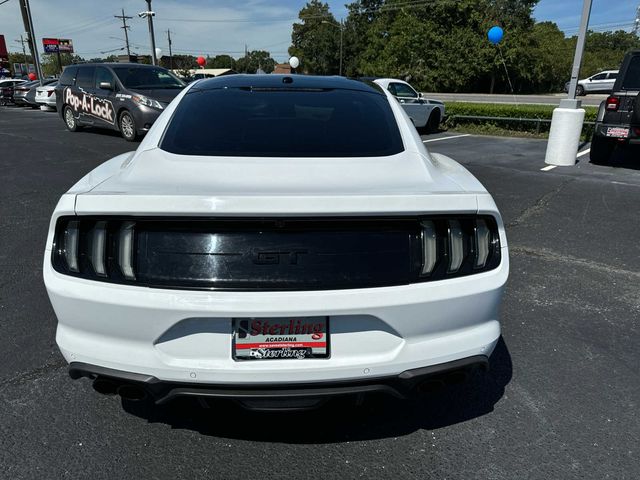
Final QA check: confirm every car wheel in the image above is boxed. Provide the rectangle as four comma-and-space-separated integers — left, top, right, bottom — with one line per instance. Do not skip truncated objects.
576, 85, 585, 96
63, 105, 80, 132
119, 110, 138, 142
425, 110, 441, 134
589, 134, 615, 165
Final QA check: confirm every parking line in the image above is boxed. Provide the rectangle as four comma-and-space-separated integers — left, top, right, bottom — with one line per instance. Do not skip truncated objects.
540, 165, 557, 171
577, 148, 591, 158
423, 134, 471, 143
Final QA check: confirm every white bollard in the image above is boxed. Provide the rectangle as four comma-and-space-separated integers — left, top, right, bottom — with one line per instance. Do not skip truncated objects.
544, 106, 585, 166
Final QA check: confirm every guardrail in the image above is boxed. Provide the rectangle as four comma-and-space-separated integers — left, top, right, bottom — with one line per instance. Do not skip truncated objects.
447, 114, 595, 134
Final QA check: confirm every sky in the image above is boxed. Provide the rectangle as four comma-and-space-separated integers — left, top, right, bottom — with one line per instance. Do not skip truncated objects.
0, 0, 638, 64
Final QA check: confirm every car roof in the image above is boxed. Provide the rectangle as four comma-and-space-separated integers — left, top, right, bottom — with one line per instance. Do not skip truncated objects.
189, 74, 384, 95
74, 63, 162, 69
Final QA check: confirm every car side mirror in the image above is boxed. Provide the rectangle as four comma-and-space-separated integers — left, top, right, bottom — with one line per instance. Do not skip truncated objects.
99, 81, 113, 90
588, 78, 593, 82
418, 92, 424, 98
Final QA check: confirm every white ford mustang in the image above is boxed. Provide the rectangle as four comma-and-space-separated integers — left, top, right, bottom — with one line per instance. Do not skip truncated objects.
44, 75, 508, 410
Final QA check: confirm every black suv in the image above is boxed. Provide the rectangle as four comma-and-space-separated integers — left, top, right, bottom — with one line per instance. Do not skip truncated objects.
590, 50, 640, 164
55, 63, 185, 141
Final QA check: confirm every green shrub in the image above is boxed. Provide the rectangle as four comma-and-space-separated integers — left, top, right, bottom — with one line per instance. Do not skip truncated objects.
443, 102, 598, 138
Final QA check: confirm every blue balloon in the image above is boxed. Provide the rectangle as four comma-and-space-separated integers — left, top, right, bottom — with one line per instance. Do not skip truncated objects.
488, 26, 504, 45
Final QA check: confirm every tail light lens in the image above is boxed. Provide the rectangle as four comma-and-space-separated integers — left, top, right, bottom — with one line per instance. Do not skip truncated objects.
53, 218, 139, 282
118, 222, 136, 280
419, 216, 501, 278
605, 96, 620, 111
89, 221, 107, 276
420, 221, 437, 275
447, 220, 464, 273
62, 221, 80, 272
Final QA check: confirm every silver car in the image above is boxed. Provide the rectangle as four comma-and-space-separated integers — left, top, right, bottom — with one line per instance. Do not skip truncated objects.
565, 70, 618, 96
373, 78, 445, 133
36, 81, 59, 109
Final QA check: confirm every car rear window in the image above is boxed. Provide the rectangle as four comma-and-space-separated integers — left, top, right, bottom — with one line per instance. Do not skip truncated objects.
621, 56, 640, 90
160, 87, 404, 157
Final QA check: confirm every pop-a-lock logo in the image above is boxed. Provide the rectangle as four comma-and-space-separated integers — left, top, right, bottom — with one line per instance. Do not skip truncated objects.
64, 87, 115, 124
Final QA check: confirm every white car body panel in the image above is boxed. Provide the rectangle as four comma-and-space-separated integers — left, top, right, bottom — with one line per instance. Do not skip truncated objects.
44, 76, 508, 392
35, 84, 57, 107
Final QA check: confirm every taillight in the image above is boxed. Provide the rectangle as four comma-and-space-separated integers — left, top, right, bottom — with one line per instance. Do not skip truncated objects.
605, 96, 620, 111
53, 218, 138, 282
47, 90, 54, 97
419, 216, 501, 277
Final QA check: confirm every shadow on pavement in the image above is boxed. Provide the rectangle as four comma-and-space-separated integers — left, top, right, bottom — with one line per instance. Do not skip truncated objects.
122, 337, 512, 443
590, 143, 640, 171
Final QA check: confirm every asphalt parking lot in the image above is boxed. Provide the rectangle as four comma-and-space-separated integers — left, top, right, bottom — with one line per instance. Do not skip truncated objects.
1, 106, 639, 479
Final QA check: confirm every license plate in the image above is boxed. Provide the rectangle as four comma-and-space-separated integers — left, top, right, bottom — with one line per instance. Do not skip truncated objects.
233, 317, 329, 360
605, 127, 629, 138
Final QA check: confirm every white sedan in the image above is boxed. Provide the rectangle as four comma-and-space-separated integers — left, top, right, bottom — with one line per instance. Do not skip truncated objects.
44, 75, 508, 410
373, 78, 445, 133
36, 81, 58, 109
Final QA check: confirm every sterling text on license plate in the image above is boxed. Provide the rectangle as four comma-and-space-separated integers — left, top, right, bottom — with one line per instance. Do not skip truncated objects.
606, 127, 629, 138
233, 317, 329, 360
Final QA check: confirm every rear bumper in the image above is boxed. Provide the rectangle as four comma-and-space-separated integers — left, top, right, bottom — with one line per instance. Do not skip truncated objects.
594, 122, 640, 144
69, 355, 489, 406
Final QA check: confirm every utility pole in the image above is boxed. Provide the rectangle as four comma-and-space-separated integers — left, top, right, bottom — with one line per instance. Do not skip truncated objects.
114, 9, 132, 57
633, 4, 640, 36
18, 0, 43, 84
544, 0, 592, 166
167, 29, 172, 70
142, 0, 157, 65
14, 35, 29, 77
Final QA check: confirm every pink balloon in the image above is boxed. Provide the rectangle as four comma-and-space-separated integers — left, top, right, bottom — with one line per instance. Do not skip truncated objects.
196, 56, 206, 67
28, 73, 37, 80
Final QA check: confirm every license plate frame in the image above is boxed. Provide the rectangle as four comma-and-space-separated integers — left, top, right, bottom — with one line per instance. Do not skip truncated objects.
232, 316, 330, 361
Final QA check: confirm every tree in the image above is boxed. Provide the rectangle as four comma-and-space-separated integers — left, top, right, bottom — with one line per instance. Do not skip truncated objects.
289, 0, 341, 74
40, 53, 85, 77
235, 50, 276, 73
580, 30, 640, 77
207, 55, 236, 69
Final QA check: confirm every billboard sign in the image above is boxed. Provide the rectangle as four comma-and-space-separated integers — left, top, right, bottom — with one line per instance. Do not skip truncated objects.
43, 38, 74, 54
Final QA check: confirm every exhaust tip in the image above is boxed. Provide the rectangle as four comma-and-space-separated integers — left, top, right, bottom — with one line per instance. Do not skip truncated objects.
117, 384, 148, 401
92, 378, 118, 395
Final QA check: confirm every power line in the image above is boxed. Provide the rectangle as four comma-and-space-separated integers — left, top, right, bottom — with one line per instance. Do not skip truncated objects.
114, 9, 132, 56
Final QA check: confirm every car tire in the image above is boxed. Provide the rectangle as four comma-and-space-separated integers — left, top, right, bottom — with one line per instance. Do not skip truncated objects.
118, 110, 138, 142
63, 105, 81, 132
425, 110, 441, 134
576, 85, 585, 96
589, 134, 615, 165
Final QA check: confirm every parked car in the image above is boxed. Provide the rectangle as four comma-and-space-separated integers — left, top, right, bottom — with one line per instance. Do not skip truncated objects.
371, 78, 445, 133
13, 80, 39, 106
565, 70, 618, 96
0, 79, 26, 105
55, 63, 186, 141
590, 51, 640, 164
15, 79, 57, 107
44, 74, 508, 411
36, 81, 60, 109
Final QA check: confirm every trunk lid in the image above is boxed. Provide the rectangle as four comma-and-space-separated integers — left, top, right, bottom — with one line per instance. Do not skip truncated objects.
75, 148, 480, 215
